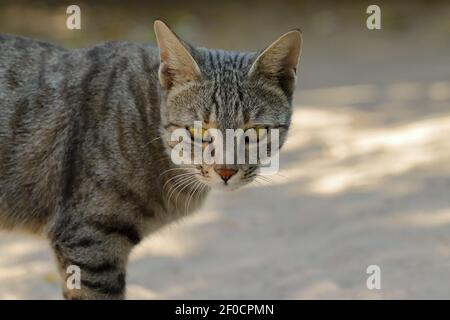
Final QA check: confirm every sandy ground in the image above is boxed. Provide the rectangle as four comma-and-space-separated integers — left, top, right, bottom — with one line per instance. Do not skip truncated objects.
1, 27, 450, 299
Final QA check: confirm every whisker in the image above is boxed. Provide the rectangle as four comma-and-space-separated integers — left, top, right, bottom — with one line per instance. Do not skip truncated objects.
257, 175, 273, 184
166, 175, 198, 211
174, 177, 199, 211
195, 183, 209, 206
144, 136, 163, 148
185, 180, 202, 215
162, 172, 196, 191
254, 176, 272, 185
159, 167, 189, 178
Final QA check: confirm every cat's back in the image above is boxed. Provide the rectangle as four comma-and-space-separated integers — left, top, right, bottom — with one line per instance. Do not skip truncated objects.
0, 36, 161, 232
0, 35, 159, 145
0, 34, 67, 123
0, 34, 66, 89
0, 34, 67, 160
0, 33, 65, 54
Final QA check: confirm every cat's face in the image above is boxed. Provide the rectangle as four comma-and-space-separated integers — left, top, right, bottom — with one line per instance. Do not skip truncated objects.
155, 21, 302, 190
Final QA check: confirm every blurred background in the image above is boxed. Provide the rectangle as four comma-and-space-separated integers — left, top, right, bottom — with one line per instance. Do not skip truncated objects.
0, 0, 450, 299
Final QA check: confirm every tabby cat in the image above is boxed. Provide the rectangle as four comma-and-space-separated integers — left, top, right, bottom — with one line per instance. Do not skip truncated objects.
0, 20, 302, 299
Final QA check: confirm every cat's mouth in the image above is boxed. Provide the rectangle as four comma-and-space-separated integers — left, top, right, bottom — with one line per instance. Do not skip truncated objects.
195, 165, 255, 191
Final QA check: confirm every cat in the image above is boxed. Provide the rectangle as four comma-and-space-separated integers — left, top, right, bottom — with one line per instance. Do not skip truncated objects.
0, 20, 302, 299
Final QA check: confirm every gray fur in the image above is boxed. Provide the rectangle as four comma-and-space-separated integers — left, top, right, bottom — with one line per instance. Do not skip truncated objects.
0, 23, 301, 299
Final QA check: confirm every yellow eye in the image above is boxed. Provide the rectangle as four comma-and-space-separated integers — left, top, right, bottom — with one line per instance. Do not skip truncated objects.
188, 127, 207, 140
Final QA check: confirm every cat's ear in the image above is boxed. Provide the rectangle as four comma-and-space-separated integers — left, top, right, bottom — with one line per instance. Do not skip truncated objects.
154, 20, 202, 89
248, 30, 302, 96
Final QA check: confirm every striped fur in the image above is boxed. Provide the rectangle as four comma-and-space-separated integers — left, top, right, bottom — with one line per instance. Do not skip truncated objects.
0, 22, 301, 299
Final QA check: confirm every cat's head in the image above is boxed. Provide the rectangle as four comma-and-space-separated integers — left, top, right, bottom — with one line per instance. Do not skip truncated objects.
155, 20, 302, 190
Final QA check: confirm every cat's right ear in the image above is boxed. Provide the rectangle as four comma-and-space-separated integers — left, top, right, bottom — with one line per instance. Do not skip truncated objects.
154, 20, 202, 90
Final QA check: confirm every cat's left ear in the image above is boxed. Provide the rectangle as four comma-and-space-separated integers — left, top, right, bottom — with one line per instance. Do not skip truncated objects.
248, 30, 302, 96
154, 20, 202, 90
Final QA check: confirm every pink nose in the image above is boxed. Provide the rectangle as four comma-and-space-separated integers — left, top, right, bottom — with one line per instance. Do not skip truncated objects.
215, 168, 238, 182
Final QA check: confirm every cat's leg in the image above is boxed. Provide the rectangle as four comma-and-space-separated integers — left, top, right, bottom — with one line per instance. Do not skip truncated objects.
48, 201, 142, 300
